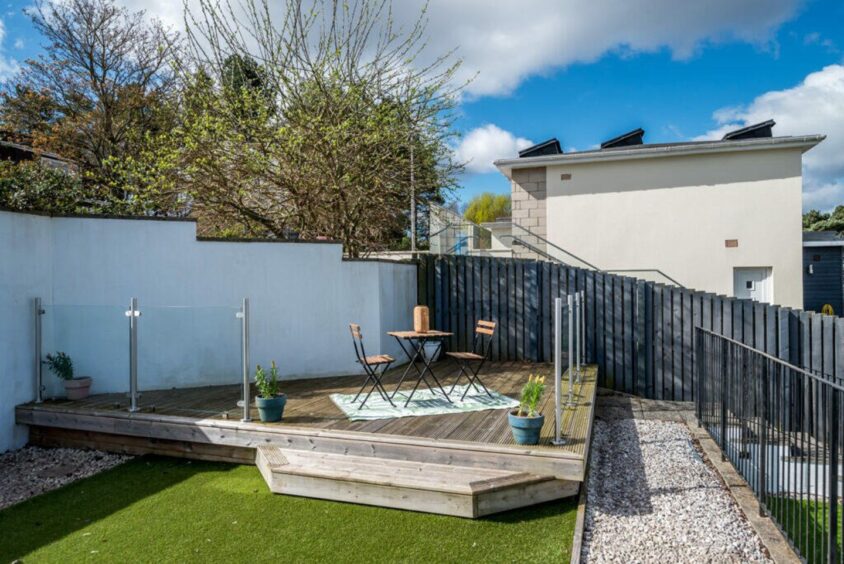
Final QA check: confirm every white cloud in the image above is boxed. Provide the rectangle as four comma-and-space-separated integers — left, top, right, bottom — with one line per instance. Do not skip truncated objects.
454, 124, 533, 174
695, 64, 844, 211
0, 17, 18, 82
117, 0, 801, 97
13, 38, 23, 49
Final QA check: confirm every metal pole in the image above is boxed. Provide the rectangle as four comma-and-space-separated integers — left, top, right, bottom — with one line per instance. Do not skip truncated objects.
239, 298, 251, 422
720, 339, 728, 461
410, 141, 416, 259
34, 297, 44, 403
551, 297, 566, 446
828, 387, 839, 564
581, 290, 586, 369
126, 298, 140, 412
758, 357, 767, 517
575, 292, 581, 381
567, 294, 575, 407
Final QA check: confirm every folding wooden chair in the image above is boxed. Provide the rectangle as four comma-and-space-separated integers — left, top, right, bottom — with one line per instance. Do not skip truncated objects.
445, 320, 496, 401
349, 323, 396, 409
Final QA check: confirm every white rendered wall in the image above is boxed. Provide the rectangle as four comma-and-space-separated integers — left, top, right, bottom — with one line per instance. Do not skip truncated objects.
0, 211, 417, 452
0, 212, 52, 452
543, 148, 804, 308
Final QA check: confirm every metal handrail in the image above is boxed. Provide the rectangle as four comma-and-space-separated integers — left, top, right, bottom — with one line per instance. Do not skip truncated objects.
605, 269, 685, 288
696, 326, 844, 391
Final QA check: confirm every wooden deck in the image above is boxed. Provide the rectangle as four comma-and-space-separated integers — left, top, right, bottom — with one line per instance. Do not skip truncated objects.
17, 362, 596, 482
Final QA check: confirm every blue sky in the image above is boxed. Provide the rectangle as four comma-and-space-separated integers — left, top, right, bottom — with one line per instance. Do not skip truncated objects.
1, 0, 843, 210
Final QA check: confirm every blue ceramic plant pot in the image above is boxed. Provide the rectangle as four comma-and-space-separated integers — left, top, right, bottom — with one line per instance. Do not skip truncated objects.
508, 410, 545, 445
255, 394, 287, 422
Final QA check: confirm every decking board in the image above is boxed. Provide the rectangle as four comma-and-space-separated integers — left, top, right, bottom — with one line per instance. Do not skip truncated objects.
19, 363, 596, 479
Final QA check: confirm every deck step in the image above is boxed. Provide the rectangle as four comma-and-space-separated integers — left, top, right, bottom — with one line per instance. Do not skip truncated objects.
256, 446, 578, 518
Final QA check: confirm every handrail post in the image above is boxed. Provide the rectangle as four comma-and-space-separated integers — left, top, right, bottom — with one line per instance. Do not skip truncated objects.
758, 357, 767, 516
720, 339, 728, 461
695, 329, 702, 427
575, 292, 581, 381
34, 297, 44, 403
238, 298, 251, 422
567, 294, 575, 407
578, 289, 585, 382
551, 297, 566, 445
829, 387, 839, 564
125, 298, 140, 412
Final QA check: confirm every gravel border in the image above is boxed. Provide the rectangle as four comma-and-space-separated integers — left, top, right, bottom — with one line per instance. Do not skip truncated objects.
0, 446, 132, 511
581, 418, 771, 563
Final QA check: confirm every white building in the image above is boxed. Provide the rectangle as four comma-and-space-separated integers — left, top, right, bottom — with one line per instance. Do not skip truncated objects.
494, 121, 824, 308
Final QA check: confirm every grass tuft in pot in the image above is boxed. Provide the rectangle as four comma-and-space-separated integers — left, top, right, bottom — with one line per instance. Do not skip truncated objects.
255, 361, 286, 423
508, 374, 546, 445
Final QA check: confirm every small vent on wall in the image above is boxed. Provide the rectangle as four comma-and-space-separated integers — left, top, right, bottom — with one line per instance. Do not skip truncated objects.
725, 239, 739, 248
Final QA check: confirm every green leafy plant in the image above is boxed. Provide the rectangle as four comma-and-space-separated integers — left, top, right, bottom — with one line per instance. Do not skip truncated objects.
45, 352, 74, 381
255, 361, 281, 399
517, 374, 546, 417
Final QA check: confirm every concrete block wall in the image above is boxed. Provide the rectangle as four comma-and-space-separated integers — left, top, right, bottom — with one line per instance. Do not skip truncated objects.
510, 167, 548, 258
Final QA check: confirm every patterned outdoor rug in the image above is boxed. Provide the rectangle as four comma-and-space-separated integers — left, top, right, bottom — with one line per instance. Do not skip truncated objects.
329, 385, 519, 421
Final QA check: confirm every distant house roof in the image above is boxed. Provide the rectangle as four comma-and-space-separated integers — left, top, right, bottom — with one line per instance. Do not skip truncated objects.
0, 140, 74, 171
804, 231, 844, 247
495, 134, 825, 177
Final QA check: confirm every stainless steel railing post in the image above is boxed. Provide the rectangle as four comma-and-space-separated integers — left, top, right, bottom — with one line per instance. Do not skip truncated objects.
126, 298, 140, 412
34, 297, 44, 403
567, 294, 575, 407
551, 297, 566, 445
238, 298, 251, 422
575, 292, 581, 381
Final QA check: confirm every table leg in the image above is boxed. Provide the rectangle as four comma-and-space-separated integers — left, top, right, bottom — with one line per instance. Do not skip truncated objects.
390, 337, 434, 399
417, 339, 452, 403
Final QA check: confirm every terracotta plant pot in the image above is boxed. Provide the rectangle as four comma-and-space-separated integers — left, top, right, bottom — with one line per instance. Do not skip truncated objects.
64, 377, 92, 400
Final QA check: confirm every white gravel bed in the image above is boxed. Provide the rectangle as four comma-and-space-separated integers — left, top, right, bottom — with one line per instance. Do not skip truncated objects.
0, 446, 131, 510
582, 418, 771, 563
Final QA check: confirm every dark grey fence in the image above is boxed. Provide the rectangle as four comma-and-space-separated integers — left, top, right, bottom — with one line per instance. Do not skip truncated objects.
418, 254, 844, 402
697, 328, 843, 563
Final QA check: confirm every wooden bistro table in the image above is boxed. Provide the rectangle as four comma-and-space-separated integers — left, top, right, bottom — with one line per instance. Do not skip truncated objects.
387, 330, 454, 407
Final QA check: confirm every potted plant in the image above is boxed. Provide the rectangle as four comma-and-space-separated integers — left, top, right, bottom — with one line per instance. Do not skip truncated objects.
508, 374, 546, 445
254, 361, 286, 422
45, 352, 92, 400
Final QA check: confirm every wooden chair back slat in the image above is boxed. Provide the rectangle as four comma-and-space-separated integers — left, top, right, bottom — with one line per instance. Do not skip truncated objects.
475, 320, 496, 336
350, 323, 362, 339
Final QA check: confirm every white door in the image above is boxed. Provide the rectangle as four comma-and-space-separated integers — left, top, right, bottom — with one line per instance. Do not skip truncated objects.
733, 267, 772, 303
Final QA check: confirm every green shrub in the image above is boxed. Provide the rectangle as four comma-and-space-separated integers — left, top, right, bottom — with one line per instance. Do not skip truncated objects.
255, 361, 281, 398
518, 374, 546, 417
45, 352, 74, 381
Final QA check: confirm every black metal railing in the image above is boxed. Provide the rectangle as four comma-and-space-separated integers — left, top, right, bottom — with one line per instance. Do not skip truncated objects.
696, 327, 844, 563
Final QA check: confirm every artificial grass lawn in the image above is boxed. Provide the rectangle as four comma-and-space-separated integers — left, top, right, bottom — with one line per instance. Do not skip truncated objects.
769, 496, 843, 564
1, 456, 577, 563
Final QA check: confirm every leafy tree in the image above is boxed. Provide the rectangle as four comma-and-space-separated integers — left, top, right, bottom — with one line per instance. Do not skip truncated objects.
464, 192, 511, 224
804, 206, 844, 234
0, 0, 180, 211
803, 209, 827, 229
160, 0, 465, 255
